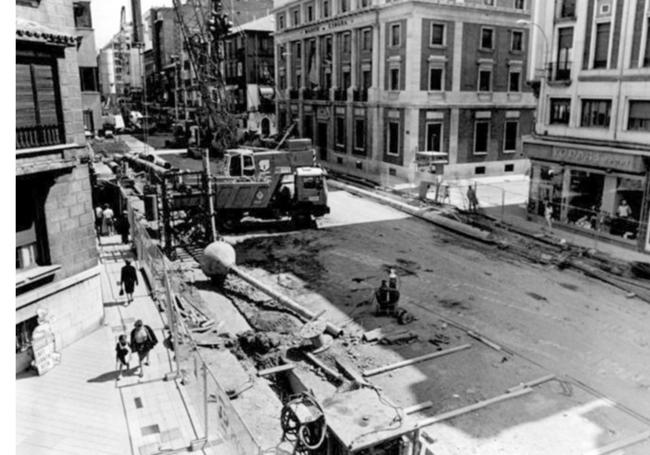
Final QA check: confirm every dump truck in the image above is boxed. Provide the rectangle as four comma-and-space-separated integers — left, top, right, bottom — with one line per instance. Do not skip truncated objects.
170, 140, 330, 231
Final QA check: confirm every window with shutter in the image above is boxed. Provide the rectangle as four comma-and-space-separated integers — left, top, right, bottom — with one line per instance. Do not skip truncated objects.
15, 59, 64, 149
594, 22, 610, 68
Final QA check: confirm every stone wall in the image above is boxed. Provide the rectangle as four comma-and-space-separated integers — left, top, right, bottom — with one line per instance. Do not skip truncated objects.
16, 269, 103, 372
43, 162, 98, 280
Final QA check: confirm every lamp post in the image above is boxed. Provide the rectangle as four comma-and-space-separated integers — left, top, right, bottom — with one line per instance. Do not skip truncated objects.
517, 19, 550, 135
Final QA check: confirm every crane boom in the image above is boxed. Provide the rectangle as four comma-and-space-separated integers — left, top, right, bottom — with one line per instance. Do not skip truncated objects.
170, 0, 236, 154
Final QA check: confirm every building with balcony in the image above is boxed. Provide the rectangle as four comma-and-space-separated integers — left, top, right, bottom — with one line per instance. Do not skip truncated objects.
73, 1, 101, 135
97, 24, 144, 105
523, 0, 650, 252
273, 0, 536, 182
16, 0, 102, 372
223, 15, 278, 137
144, 0, 273, 121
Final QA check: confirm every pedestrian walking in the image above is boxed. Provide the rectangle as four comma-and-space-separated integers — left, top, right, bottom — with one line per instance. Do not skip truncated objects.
116, 211, 130, 245
130, 320, 158, 378
467, 186, 479, 212
544, 200, 553, 230
115, 334, 131, 380
441, 183, 451, 204
103, 204, 115, 236
94, 205, 104, 237
119, 259, 138, 305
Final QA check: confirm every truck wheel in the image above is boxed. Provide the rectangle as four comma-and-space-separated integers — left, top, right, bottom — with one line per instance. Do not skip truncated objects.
218, 216, 241, 233
292, 213, 312, 229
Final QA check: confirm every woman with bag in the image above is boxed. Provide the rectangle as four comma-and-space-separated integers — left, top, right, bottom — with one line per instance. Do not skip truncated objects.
130, 319, 158, 378
119, 259, 138, 305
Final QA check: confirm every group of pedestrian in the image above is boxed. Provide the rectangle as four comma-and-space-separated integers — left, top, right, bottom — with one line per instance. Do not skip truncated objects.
115, 319, 158, 380
94, 203, 130, 244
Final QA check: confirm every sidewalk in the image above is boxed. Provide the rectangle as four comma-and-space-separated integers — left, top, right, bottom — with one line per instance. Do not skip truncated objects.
398, 175, 648, 263
16, 236, 221, 455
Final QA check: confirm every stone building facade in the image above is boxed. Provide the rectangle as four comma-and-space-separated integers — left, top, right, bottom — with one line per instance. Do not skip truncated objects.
273, 0, 536, 183
523, 0, 650, 252
223, 15, 278, 137
16, 0, 102, 372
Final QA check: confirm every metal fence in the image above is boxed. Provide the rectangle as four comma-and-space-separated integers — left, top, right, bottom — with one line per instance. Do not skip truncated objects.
409, 178, 646, 252
125, 194, 263, 455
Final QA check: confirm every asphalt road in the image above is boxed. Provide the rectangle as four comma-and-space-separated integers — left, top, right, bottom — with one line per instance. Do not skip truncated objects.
234, 188, 650, 423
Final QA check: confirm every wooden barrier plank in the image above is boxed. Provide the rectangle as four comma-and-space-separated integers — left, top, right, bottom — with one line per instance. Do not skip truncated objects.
363, 344, 471, 377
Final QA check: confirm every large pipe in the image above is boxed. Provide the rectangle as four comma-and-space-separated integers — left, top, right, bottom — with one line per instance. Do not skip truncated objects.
230, 265, 343, 337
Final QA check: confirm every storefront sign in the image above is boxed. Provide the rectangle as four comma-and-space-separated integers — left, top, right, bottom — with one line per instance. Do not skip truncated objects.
31, 309, 60, 376
526, 142, 645, 173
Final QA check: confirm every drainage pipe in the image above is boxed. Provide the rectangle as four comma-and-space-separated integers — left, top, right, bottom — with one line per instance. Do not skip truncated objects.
230, 265, 343, 337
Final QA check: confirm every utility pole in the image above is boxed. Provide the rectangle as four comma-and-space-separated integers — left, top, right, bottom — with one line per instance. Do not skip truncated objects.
203, 148, 217, 242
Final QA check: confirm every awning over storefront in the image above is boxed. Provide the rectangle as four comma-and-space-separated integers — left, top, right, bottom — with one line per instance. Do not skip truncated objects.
16, 18, 78, 47
524, 137, 647, 174
259, 86, 275, 100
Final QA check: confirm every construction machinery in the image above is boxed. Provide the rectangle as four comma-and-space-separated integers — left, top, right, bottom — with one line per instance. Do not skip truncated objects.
170, 140, 329, 231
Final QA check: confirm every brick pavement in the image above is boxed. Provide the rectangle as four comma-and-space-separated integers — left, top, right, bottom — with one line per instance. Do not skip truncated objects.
16, 236, 226, 455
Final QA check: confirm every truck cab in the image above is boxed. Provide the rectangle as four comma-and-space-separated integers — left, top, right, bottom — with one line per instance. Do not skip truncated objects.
294, 167, 329, 217
224, 149, 257, 178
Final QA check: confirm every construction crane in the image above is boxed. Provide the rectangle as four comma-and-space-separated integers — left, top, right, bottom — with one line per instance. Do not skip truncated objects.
170, 0, 237, 155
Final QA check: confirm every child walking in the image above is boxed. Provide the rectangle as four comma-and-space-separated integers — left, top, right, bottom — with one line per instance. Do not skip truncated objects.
115, 334, 131, 380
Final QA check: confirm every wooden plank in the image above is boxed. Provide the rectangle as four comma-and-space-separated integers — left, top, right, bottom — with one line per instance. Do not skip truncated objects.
506, 374, 556, 393
305, 352, 343, 382
585, 430, 650, 455
416, 387, 533, 429
362, 328, 383, 342
363, 343, 472, 377
466, 330, 503, 351
335, 357, 369, 385
257, 363, 296, 377
404, 401, 433, 415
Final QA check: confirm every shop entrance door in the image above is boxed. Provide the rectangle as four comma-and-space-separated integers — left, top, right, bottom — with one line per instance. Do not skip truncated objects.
317, 122, 328, 161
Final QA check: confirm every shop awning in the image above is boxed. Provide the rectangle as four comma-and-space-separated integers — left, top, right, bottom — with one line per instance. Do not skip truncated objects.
16, 18, 78, 47
259, 86, 275, 100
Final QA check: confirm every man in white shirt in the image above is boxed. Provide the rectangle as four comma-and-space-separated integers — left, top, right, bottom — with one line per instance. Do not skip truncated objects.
94, 205, 103, 236
617, 200, 632, 219
103, 204, 115, 235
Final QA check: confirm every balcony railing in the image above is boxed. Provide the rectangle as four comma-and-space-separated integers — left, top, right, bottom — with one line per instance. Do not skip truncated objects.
303, 89, 314, 100
334, 89, 347, 101
353, 89, 368, 102
315, 89, 329, 101
546, 61, 572, 82
16, 124, 65, 150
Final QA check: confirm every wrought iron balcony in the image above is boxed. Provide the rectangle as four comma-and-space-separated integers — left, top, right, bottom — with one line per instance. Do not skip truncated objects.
16, 124, 65, 150
334, 89, 347, 101
314, 89, 329, 100
353, 89, 368, 102
546, 61, 572, 82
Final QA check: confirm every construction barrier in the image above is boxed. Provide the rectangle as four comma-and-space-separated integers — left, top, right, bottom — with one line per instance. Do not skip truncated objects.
124, 192, 263, 455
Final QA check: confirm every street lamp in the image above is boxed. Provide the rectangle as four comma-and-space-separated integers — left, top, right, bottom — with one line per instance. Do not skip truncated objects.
517, 19, 549, 80
517, 19, 550, 135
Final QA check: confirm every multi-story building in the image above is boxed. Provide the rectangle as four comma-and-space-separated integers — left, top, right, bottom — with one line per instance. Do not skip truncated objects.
273, 0, 535, 183
16, 0, 102, 372
97, 25, 144, 103
145, 0, 273, 120
523, 0, 650, 252
72, 1, 101, 135
223, 15, 277, 137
